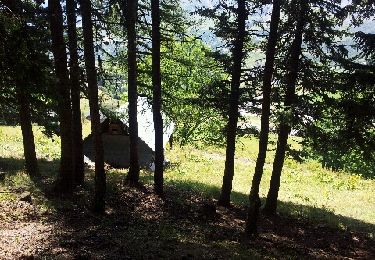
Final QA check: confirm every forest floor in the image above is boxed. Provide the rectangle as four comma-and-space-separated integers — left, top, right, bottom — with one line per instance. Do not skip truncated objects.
0, 178, 374, 259
1, 125, 375, 259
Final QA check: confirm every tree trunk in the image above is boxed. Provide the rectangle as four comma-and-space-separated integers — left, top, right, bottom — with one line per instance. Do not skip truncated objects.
263, 0, 308, 216
66, 0, 84, 185
48, 0, 74, 194
245, 0, 281, 235
80, 0, 106, 213
152, 0, 164, 195
6, 0, 40, 178
217, 0, 247, 207
125, 0, 140, 185
16, 85, 40, 178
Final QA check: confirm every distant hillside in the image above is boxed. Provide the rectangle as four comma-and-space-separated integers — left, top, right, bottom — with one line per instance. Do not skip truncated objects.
181, 1, 374, 61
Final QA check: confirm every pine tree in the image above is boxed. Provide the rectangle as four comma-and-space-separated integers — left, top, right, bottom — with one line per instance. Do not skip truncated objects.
2, 0, 40, 178
66, 0, 85, 185
263, 0, 308, 215
217, 0, 248, 207
125, 0, 141, 185
260, 0, 347, 216
80, 0, 106, 212
0, 1, 57, 178
246, 0, 308, 234
300, 0, 375, 178
246, 0, 281, 219
152, 0, 164, 195
48, 0, 74, 194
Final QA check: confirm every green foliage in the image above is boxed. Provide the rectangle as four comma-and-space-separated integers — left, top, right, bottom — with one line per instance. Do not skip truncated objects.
105, 37, 229, 145
156, 39, 228, 145
0, 1, 58, 134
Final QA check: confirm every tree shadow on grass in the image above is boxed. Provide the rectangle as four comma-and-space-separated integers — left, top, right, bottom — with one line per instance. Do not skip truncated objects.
0, 157, 26, 177
1, 157, 374, 259
31, 175, 375, 259
0, 156, 60, 178
167, 180, 375, 235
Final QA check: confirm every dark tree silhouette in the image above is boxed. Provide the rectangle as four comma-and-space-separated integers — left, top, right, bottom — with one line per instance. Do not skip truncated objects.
80, 0, 106, 212
125, 0, 140, 185
66, 0, 84, 185
218, 0, 247, 207
263, 0, 307, 215
16, 79, 40, 178
152, 0, 164, 195
48, 0, 74, 193
4, 0, 40, 178
245, 0, 281, 233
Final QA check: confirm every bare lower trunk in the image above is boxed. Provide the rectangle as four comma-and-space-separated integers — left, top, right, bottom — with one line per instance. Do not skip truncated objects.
217, 0, 247, 207
263, 0, 308, 216
80, 0, 106, 213
7, 0, 40, 179
263, 123, 289, 214
48, 0, 74, 194
245, 0, 281, 235
125, 0, 140, 185
152, 0, 164, 195
66, 0, 84, 185
17, 87, 39, 178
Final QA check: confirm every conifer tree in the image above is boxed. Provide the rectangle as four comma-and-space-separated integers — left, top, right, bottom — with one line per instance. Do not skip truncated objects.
217, 0, 248, 207
2, 0, 40, 178
246, 0, 281, 217
125, 0, 141, 185
48, 0, 74, 193
80, 0, 106, 212
262, 0, 308, 215
152, 0, 164, 195
66, 0, 85, 185
250, 0, 348, 219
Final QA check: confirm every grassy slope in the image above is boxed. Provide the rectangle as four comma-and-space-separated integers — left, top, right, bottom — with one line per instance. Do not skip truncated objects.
0, 124, 374, 258
1, 124, 374, 230
163, 137, 375, 233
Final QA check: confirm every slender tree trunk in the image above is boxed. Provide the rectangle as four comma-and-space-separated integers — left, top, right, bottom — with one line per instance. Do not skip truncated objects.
125, 0, 140, 185
16, 85, 40, 178
263, 1, 308, 216
151, 0, 164, 195
80, 0, 106, 213
245, 0, 281, 235
217, 0, 247, 207
6, 0, 40, 178
66, 0, 84, 185
48, 0, 74, 194
152, 0, 164, 195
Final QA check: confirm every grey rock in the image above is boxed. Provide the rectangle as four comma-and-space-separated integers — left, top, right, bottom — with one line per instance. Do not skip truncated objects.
19, 191, 32, 204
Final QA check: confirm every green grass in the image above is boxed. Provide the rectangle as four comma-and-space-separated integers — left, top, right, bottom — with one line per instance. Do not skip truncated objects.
160, 137, 375, 234
1, 124, 374, 237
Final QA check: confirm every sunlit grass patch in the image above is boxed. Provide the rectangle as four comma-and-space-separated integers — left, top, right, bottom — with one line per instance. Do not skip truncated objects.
162, 137, 375, 235
1, 125, 374, 236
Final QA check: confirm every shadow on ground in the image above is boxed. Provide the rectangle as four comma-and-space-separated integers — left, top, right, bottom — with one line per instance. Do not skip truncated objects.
0, 157, 374, 259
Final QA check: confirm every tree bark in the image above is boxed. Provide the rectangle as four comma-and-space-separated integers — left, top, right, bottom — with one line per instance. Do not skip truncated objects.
152, 0, 164, 195
16, 85, 40, 178
80, 0, 106, 213
5, 0, 40, 178
263, 0, 308, 216
217, 0, 247, 207
48, 0, 74, 194
125, 0, 140, 185
245, 0, 281, 235
66, 0, 84, 185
